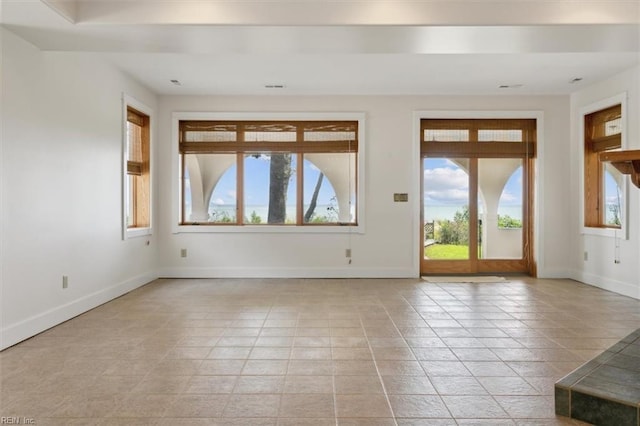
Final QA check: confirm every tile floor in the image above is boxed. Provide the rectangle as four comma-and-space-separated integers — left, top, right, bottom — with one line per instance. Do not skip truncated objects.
2, 277, 639, 425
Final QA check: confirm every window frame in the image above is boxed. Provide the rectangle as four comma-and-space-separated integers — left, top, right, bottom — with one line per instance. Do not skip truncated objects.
122, 94, 153, 239
172, 112, 366, 234
580, 93, 628, 240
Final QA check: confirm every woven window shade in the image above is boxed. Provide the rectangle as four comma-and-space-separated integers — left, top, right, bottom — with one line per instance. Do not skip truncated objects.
421, 119, 536, 158
127, 108, 146, 175
585, 105, 622, 152
179, 120, 358, 154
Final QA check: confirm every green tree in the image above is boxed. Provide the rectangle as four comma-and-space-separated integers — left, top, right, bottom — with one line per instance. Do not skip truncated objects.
249, 210, 262, 224
304, 172, 324, 222
435, 206, 469, 245
497, 214, 522, 229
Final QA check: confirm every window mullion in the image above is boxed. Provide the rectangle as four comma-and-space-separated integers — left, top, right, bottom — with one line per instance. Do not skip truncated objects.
297, 153, 304, 225
237, 123, 245, 225
296, 124, 304, 225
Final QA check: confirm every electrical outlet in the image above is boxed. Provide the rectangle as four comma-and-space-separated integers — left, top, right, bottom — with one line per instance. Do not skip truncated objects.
583, 251, 588, 261
62, 275, 68, 289
180, 248, 187, 258
345, 249, 352, 258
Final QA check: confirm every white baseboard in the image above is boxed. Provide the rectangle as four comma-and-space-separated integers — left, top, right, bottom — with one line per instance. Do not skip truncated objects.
569, 269, 640, 300
158, 266, 416, 279
0, 271, 158, 351
536, 267, 571, 279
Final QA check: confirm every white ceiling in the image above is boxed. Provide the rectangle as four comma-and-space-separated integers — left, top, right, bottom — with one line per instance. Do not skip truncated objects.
1, 0, 638, 95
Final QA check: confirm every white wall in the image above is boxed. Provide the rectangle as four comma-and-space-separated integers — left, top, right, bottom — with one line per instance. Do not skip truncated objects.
0, 29, 159, 350
157, 95, 571, 279
570, 66, 640, 299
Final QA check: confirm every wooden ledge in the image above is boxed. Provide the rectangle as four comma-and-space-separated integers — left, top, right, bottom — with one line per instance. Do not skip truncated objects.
599, 150, 640, 188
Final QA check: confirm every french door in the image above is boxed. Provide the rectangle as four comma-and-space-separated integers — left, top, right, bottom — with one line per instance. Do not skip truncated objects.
420, 119, 536, 275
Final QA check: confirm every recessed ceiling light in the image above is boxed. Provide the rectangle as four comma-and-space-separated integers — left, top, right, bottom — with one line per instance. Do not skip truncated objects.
498, 84, 523, 89
170, 79, 182, 86
265, 84, 286, 89
570, 77, 583, 84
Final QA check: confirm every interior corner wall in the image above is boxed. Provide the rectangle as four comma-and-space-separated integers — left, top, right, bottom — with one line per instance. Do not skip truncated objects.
156, 95, 571, 280
569, 66, 640, 300
0, 28, 159, 350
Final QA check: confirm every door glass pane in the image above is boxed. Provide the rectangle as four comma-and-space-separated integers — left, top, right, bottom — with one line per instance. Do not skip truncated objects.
423, 158, 470, 260
478, 159, 523, 259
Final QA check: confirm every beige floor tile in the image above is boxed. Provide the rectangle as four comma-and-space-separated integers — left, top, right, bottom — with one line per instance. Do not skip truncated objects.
477, 376, 540, 395
184, 375, 238, 394
331, 337, 369, 348
455, 420, 515, 425
164, 347, 212, 360
376, 360, 425, 376
255, 336, 295, 347
291, 347, 332, 360
102, 359, 159, 376
335, 394, 393, 418
335, 375, 384, 394
338, 419, 397, 425
234, 375, 285, 393
197, 359, 245, 375
382, 375, 436, 395
149, 359, 203, 376
371, 347, 416, 360
278, 419, 335, 426
249, 347, 292, 360
162, 394, 228, 418
216, 337, 256, 347
442, 395, 509, 419
420, 360, 471, 376
463, 361, 518, 377
287, 360, 333, 375
430, 376, 488, 395
331, 327, 366, 336
38, 419, 103, 426
333, 360, 379, 375
283, 375, 334, 394
2, 277, 639, 425
242, 360, 288, 375
279, 393, 335, 418
412, 348, 457, 361
132, 375, 192, 394
222, 394, 281, 417
388, 394, 450, 418
332, 348, 373, 360
206, 347, 252, 359
495, 395, 556, 418
294, 337, 332, 347
48, 394, 127, 418
452, 348, 501, 361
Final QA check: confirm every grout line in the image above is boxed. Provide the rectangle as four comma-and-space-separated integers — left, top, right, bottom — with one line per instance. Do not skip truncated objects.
357, 310, 399, 426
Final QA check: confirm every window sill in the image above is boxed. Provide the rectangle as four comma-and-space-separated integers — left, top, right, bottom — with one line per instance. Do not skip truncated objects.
174, 224, 364, 234
581, 226, 627, 240
126, 227, 152, 239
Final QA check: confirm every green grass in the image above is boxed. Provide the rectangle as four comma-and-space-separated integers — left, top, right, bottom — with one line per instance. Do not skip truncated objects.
425, 244, 469, 260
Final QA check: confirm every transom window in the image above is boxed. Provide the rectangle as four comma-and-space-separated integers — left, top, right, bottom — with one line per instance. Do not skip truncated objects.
178, 120, 358, 226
